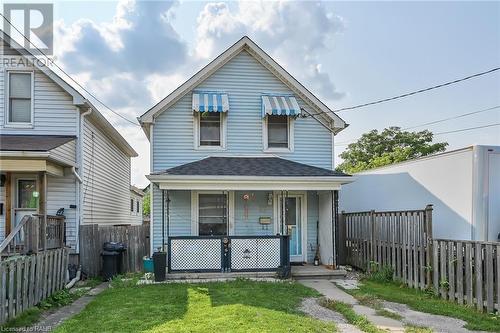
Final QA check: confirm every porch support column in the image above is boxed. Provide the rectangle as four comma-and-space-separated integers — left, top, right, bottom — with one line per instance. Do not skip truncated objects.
332, 190, 339, 267
5, 173, 11, 236
161, 189, 165, 252
38, 171, 47, 251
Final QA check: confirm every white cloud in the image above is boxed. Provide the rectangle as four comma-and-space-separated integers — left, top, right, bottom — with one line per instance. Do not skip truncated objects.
195, 1, 345, 101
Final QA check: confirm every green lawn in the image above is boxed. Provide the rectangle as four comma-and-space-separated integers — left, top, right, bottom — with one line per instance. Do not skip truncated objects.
347, 279, 500, 332
54, 279, 336, 333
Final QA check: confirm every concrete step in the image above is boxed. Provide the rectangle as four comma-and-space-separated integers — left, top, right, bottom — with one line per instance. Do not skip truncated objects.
292, 266, 347, 280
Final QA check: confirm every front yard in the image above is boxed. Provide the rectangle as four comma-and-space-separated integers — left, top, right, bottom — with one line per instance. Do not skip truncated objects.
54, 279, 335, 333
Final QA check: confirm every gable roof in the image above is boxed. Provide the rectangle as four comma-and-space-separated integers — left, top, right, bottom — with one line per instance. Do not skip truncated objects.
152, 156, 350, 178
0, 30, 137, 157
138, 36, 347, 139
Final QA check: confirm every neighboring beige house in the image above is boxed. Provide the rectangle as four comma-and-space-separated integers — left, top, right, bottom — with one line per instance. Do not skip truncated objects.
0, 30, 138, 253
130, 185, 144, 224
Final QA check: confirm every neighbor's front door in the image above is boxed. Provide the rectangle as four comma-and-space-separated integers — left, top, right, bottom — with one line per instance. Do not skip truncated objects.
12, 177, 38, 240
276, 193, 306, 262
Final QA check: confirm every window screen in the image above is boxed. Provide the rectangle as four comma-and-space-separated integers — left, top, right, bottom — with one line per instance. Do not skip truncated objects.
267, 115, 288, 148
199, 112, 221, 146
9, 73, 32, 123
198, 193, 227, 236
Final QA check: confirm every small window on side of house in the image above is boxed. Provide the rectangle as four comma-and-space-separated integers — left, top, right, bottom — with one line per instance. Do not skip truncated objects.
267, 115, 288, 148
199, 112, 221, 146
7, 72, 33, 125
136, 200, 140, 213
130, 199, 134, 212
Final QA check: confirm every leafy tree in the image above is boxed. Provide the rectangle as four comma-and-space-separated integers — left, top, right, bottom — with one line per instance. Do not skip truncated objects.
142, 192, 150, 216
337, 127, 448, 174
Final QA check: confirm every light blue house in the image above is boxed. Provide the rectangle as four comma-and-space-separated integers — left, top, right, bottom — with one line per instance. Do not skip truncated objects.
139, 37, 353, 272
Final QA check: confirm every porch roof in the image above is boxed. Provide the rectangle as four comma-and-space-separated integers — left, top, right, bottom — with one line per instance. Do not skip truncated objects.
149, 156, 354, 190
0, 135, 76, 151
152, 156, 349, 177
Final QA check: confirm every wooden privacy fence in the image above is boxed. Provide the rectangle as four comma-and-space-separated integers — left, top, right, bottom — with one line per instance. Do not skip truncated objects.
0, 248, 69, 325
341, 205, 499, 313
80, 224, 150, 277
433, 240, 499, 313
342, 205, 433, 288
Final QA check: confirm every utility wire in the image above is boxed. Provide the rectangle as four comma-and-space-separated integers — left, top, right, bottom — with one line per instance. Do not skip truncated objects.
332, 68, 500, 113
403, 105, 500, 130
1, 14, 140, 126
434, 123, 500, 135
334, 104, 500, 146
335, 122, 500, 146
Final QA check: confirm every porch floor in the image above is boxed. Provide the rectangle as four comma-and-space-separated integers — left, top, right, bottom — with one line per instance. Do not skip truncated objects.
162, 265, 346, 281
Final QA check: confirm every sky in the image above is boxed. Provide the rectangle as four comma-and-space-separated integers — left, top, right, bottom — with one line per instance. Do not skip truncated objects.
3, 0, 500, 188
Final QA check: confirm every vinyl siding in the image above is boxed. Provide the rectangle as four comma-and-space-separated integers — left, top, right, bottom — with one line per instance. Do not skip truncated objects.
82, 117, 131, 225
47, 175, 78, 250
49, 140, 77, 166
130, 191, 143, 225
152, 50, 333, 172
152, 188, 191, 250
234, 191, 274, 236
0, 67, 78, 135
307, 191, 319, 263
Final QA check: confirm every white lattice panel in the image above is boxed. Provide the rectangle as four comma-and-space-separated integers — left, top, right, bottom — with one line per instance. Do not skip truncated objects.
170, 238, 221, 271
231, 238, 281, 270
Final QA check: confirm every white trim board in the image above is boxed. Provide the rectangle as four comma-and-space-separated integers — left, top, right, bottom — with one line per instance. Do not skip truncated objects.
152, 176, 354, 191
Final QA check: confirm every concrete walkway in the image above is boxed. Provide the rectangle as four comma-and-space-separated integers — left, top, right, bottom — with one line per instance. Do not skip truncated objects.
299, 280, 406, 333
29, 283, 108, 332
299, 279, 488, 333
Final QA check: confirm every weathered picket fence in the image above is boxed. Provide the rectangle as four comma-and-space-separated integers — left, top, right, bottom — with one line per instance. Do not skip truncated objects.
0, 248, 69, 325
433, 240, 499, 313
79, 224, 150, 277
342, 206, 499, 313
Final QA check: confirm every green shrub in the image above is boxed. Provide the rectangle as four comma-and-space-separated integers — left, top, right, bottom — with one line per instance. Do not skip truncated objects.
368, 265, 394, 283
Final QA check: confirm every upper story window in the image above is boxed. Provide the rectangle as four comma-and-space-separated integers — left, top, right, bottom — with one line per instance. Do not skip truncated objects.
193, 92, 228, 150
267, 115, 288, 148
261, 94, 300, 152
7, 71, 33, 126
199, 112, 222, 146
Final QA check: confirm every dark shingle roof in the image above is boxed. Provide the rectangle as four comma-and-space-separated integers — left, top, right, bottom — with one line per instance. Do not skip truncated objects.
0, 135, 76, 151
152, 156, 350, 177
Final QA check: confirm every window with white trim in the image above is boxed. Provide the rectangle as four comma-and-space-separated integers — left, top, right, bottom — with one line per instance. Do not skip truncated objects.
7, 72, 33, 125
198, 193, 227, 236
194, 111, 226, 149
267, 115, 288, 148
263, 115, 293, 151
199, 112, 221, 146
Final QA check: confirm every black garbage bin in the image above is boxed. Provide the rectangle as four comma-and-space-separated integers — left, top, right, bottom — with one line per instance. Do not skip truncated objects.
102, 250, 120, 280
153, 251, 167, 282
102, 242, 126, 280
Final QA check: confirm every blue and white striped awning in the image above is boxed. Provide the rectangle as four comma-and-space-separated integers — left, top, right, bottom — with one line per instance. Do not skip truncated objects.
261, 94, 301, 117
192, 92, 229, 113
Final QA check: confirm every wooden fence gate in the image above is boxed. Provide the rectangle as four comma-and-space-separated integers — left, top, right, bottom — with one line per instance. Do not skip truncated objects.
341, 205, 499, 313
79, 224, 150, 277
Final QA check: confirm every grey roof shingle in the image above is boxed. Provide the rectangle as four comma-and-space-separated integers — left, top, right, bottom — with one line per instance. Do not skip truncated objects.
0, 135, 76, 151
152, 156, 350, 177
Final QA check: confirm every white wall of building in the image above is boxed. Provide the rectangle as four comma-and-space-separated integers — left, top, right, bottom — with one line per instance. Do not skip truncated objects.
341, 145, 500, 241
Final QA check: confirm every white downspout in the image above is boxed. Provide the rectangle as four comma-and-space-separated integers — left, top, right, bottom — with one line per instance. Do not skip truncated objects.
76, 107, 92, 253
